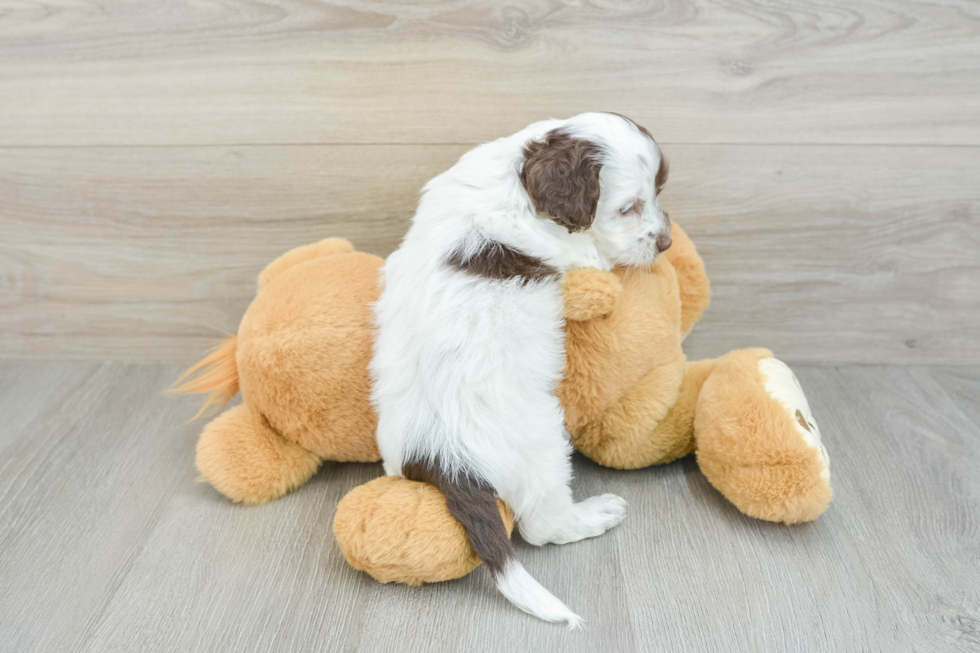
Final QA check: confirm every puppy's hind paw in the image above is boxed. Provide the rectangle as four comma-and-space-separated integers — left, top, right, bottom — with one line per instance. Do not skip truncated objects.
582, 493, 627, 528
562, 494, 627, 543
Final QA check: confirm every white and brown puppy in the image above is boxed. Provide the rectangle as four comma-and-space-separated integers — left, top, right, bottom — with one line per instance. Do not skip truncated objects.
370, 112, 672, 627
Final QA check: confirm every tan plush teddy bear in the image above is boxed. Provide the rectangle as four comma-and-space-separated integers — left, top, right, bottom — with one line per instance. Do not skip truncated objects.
174, 224, 831, 584
172, 237, 383, 506
332, 224, 832, 585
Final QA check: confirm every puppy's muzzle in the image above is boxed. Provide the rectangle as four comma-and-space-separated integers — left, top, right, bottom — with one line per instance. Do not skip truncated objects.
641, 231, 671, 258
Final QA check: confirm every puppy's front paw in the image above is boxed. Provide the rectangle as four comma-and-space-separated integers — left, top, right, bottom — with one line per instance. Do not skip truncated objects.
571, 493, 627, 540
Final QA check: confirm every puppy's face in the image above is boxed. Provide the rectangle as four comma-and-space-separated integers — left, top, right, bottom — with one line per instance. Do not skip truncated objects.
520, 114, 672, 268
590, 130, 671, 268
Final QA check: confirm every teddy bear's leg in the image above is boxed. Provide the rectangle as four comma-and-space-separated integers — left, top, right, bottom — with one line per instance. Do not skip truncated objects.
572, 356, 725, 469
257, 238, 355, 288
693, 348, 832, 524
197, 404, 322, 505
630, 357, 723, 466
333, 476, 515, 586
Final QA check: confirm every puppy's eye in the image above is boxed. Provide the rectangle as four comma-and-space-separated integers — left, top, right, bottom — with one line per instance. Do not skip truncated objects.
618, 202, 635, 216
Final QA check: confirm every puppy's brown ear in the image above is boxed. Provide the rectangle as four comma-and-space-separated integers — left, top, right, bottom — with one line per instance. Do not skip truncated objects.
520, 130, 602, 233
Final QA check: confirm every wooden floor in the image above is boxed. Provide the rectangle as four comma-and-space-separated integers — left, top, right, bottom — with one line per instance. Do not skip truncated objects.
1, 360, 978, 653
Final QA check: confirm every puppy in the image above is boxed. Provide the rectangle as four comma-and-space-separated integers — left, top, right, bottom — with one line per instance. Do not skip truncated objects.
370, 112, 672, 627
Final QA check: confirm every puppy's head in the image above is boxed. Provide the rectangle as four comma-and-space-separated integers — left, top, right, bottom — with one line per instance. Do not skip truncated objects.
520, 113, 671, 267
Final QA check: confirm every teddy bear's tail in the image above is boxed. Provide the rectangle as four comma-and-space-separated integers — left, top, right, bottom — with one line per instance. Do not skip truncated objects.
168, 334, 239, 419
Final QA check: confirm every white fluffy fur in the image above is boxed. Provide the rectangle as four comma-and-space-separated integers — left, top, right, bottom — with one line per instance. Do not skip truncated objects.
370, 113, 670, 626
497, 559, 584, 629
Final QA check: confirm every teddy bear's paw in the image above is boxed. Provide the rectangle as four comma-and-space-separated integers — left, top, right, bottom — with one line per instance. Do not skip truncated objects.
561, 269, 623, 321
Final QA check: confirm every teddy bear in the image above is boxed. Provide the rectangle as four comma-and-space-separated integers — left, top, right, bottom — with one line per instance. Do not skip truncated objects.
172, 237, 383, 506
331, 224, 832, 585
173, 224, 832, 584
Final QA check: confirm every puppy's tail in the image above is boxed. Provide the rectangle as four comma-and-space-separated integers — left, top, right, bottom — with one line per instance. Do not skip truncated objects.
405, 461, 582, 629
494, 558, 583, 629
168, 334, 239, 419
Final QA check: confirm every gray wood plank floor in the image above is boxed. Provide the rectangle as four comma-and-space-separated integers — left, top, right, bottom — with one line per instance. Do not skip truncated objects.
1, 361, 978, 653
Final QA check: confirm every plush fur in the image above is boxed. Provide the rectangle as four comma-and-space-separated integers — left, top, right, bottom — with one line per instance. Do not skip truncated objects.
695, 350, 833, 523
333, 475, 514, 586
172, 238, 382, 505
195, 403, 322, 505
173, 223, 832, 616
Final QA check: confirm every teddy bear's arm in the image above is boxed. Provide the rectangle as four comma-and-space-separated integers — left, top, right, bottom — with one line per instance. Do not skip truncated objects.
662, 223, 711, 338
561, 268, 623, 321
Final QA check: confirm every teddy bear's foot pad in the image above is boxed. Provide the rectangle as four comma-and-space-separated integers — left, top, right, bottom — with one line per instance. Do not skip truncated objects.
758, 357, 831, 482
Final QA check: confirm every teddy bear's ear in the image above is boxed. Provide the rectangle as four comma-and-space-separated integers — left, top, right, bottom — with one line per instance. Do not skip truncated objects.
561, 269, 623, 321
258, 238, 355, 288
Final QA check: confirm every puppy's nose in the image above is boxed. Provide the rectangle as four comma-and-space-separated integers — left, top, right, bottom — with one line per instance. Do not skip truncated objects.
656, 232, 672, 252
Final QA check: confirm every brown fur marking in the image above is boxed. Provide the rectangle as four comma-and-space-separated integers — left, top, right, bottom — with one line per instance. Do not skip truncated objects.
402, 456, 513, 576
655, 154, 669, 193
447, 241, 557, 284
795, 409, 811, 433
520, 129, 602, 233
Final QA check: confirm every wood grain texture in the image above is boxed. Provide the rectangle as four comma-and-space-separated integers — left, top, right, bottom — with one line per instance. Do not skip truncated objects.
1, 361, 979, 652
928, 368, 980, 427
0, 0, 977, 146
1, 143, 977, 364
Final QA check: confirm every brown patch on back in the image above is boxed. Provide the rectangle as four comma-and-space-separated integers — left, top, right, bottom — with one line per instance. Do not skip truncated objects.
402, 455, 514, 576
447, 241, 557, 284
520, 129, 602, 233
